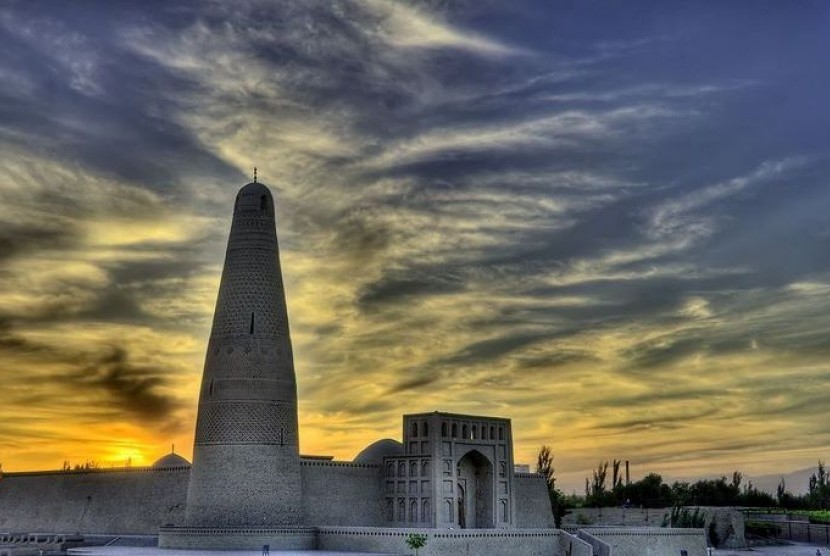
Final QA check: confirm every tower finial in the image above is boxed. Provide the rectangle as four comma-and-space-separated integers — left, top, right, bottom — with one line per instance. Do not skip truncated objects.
172, 443, 175, 454
253, 166, 257, 183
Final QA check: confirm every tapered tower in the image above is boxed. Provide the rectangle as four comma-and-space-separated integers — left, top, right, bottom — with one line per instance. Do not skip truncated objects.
184, 181, 302, 527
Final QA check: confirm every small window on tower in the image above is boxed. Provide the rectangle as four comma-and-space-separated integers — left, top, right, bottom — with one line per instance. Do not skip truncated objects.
250, 312, 255, 334
208, 380, 214, 396
260, 195, 268, 210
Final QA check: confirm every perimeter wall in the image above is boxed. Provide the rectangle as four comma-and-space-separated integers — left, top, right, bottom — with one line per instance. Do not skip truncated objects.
300, 461, 383, 526
581, 527, 707, 556
0, 468, 188, 534
514, 473, 555, 528
0, 463, 559, 538
0, 461, 384, 534
317, 527, 561, 556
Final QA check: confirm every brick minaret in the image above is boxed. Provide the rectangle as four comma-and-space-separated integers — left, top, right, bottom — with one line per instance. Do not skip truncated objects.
184, 182, 302, 527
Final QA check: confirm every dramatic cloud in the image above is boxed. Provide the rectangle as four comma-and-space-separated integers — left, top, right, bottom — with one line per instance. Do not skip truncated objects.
1, 0, 829, 490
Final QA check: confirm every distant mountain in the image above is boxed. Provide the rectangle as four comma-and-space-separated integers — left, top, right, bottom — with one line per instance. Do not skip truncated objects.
749, 467, 816, 495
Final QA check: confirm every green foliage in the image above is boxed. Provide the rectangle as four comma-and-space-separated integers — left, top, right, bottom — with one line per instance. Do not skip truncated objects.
808, 460, 830, 508
745, 521, 781, 538
537, 446, 555, 489
787, 510, 830, 523
662, 506, 706, 528
405, 533, 427, 556
769, 461, 830, 511
582, 458, 830, 510
584, 460, 618, 507
537, 444, 571, 527
575, 512, 593, 525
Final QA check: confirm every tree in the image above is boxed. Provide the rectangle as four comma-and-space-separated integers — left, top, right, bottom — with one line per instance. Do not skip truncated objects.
611, 459, 624, 503
624, 473, 671, 508
537, 446, 555, 491
405, 533, 427, 556
612, 460, 622, 490
585, 461, 617, 507
808, 460, 829, 508
591, 461, 608, 497
536, 445, 569, 528
776, 478, 786, 504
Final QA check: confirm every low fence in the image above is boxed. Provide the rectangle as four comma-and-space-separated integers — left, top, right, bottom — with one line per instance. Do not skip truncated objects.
747, 519, 830, 545
564, 507, 670, 527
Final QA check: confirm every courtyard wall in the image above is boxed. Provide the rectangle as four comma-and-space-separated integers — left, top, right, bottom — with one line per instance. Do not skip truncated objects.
317, 526, 560, 556
514, 472, 555, 528
300, 460, 383, 526
0, 468, 188, 534
581, 527, 707, 556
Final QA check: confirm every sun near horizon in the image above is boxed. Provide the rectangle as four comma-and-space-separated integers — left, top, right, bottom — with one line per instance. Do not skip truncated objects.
2, 1, 830, 497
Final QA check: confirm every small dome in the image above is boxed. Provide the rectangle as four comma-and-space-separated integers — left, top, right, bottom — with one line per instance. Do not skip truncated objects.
354, 439, 404, 464
152, 452, 191, 469
238, 181, 271, 196
235, 182, 274, 213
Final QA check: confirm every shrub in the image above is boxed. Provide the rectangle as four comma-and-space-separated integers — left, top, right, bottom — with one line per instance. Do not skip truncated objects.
663, 507, 706, 528
405, 533, 427, 556
745, 521, 781, 538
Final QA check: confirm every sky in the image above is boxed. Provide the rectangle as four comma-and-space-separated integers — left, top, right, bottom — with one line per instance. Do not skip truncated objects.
0, 0, 829, 494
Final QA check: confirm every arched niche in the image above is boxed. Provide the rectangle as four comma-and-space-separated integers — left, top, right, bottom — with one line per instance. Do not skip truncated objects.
455, 449, 494, 528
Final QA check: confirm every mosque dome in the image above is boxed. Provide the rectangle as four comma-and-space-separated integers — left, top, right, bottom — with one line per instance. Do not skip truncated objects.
238, 181, 271, 197
152, 452, 191, 469
234, 181, 274, 212
353, 439, 404, 464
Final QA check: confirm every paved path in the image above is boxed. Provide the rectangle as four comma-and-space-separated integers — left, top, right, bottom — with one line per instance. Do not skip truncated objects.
68, 549, 400, 556
715, 543, 830, 555
67, 541, 830, 556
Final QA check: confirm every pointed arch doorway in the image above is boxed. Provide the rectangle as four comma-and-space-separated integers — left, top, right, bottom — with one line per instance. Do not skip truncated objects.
456, 449, 494, 528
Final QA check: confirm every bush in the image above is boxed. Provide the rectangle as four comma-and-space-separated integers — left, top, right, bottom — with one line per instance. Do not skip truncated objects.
405, 533, 427, 556
663, 507, 706, 529
745, 521, 781, 538
575, 513, 593, 525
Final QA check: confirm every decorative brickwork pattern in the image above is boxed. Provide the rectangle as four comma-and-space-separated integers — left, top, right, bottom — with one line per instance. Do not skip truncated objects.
203, 340, 292, 380
211, 249, 289, 338
194, 401, 297, 446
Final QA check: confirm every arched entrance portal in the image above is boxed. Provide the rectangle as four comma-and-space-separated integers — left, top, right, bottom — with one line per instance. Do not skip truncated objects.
456, 450, 494, 528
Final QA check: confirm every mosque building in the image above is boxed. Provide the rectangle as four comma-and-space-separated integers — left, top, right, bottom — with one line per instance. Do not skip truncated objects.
0, 181, 707, 555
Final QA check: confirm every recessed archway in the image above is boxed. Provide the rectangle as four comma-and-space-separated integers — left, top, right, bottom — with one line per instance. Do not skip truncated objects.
456, 449, 494, 528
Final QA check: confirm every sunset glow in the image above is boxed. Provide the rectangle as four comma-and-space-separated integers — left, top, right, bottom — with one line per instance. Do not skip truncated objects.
1, 1, 829, 494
